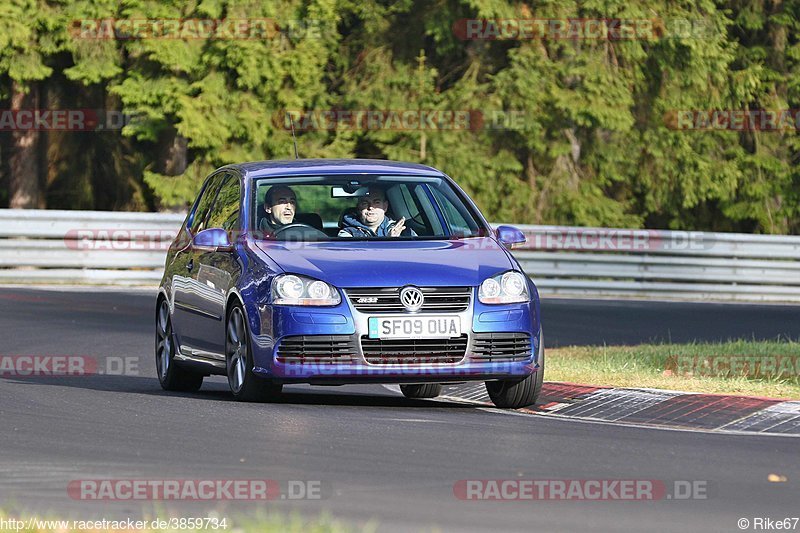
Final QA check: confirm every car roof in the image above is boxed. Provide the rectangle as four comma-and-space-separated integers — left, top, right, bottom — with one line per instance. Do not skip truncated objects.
227, 159, 445, 179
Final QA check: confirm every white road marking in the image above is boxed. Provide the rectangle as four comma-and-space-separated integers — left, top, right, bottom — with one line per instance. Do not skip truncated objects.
387, 386, 800, 437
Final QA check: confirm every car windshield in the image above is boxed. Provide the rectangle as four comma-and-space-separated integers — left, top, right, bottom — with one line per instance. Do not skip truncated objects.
252, 175, 487, 241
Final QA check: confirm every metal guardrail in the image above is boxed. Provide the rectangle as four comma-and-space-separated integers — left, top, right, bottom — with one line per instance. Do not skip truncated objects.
0, 209, 183, 284
511, 225, 800, 302
0, 209, 798, 302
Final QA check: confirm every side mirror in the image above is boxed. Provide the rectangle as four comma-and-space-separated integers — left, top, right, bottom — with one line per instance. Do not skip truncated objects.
496, 225, 526, 249
193, 228, 233, 252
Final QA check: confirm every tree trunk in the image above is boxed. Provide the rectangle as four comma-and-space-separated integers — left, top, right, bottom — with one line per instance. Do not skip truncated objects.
155, 126, 188, 176
8, 80, 43, 209
525, 154, 542, 224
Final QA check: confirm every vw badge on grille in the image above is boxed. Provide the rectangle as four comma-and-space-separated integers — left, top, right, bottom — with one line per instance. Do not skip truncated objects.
399, 286, 424, 312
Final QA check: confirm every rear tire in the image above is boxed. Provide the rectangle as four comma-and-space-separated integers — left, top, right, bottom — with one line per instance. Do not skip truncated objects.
400, 383, 442, 399
226, 303, 282, 402
485, 327, 544, 408
155, 299, 204, 392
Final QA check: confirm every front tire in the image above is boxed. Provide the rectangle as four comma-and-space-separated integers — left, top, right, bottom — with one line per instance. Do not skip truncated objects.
226, 303, 282, 402
485, 327, 544, 408
400, 383, 442, 399
155, 299, 203, 392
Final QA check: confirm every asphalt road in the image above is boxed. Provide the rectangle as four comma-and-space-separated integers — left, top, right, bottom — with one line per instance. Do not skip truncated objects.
0, 287, 798, 532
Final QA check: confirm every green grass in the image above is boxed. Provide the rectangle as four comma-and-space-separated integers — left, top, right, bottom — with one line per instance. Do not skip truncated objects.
547, 339, 800, 399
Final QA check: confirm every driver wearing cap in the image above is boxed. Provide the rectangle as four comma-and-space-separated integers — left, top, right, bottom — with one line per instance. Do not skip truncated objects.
260, 185, 296, 233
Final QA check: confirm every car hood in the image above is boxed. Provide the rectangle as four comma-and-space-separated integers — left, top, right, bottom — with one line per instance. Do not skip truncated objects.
254, 238, 514, 287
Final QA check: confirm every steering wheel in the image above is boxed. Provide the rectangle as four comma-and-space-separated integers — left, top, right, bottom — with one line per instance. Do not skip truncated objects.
272, 223, 327, 240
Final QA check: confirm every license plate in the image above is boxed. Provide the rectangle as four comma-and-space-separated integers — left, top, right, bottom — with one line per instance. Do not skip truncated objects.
368, 315, 461, 339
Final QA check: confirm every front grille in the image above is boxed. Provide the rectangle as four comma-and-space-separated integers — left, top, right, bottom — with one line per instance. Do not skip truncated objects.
471, 332, 531, 362
361, 335, 468, 364
345, 287, 471, 313
276, 335, 357, 364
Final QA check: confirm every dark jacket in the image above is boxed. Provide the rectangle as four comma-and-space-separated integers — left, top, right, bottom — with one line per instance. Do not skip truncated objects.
338, 211, 410, 237
259, 214, 287, 234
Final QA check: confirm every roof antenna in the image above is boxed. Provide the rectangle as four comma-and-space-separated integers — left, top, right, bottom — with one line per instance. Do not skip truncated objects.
287, 112, 300, 159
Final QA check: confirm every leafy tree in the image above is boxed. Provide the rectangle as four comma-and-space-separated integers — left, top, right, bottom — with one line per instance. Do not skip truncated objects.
0, 0, 797, 234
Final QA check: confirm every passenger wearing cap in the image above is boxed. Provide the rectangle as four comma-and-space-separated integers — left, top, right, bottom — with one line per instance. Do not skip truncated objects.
338, 186, 409, 237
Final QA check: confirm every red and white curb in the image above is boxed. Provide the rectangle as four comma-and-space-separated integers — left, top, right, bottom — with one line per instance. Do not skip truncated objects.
437, 382, 800, 436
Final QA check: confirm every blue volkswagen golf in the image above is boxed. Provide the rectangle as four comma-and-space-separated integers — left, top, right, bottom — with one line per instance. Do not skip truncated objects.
156, 159, 543, 408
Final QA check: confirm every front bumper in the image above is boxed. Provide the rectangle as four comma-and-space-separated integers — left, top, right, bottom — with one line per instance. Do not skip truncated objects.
250, 289, 541, 385
261, 359, 538, 385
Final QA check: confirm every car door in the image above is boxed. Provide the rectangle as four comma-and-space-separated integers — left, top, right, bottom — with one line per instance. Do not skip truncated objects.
171, 171, 226, 352
191, 173, 243, 353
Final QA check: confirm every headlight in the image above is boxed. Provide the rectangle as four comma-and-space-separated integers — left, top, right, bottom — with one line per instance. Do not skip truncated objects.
271, 274, 341, 306
275, 275, 304, 299
479, 270, 529, 304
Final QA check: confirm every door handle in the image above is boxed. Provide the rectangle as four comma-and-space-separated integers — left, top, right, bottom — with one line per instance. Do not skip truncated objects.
187, 259, 194, 271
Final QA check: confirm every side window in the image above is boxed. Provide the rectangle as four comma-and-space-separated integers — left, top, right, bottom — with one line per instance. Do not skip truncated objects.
189, 173, 225, 234
206, 174, 241, 231
430, 186, 476, 237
